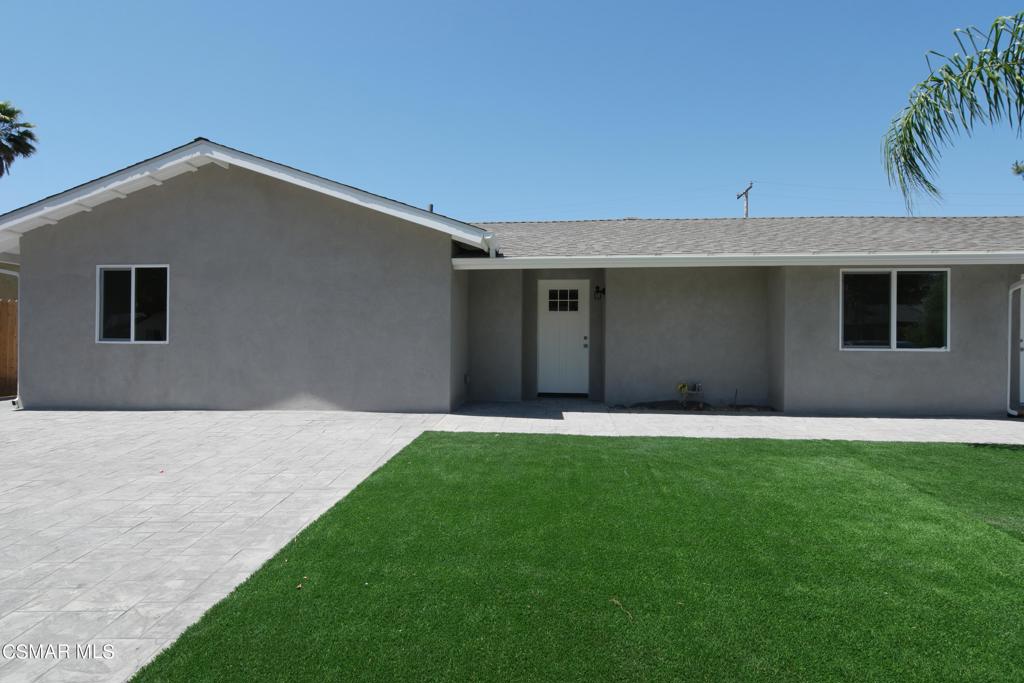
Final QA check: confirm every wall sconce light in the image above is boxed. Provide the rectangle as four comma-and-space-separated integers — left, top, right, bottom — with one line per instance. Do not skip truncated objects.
594, 286, 606, 300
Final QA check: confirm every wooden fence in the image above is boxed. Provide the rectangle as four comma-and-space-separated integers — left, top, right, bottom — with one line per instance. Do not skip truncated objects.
0, 300, 16, 398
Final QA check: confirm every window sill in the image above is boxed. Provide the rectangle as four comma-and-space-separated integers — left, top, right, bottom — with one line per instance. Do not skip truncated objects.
840, 346, 949, 353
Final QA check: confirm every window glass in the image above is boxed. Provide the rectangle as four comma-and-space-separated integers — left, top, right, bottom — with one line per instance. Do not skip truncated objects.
842, 273, 891, 348
100, 269, 131, 340
134, 268, 168, 342
547, 288, 580, 312
896, 271, 947, 349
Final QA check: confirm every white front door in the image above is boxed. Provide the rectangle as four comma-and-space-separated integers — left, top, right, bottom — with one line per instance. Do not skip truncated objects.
537, 279, 589, 394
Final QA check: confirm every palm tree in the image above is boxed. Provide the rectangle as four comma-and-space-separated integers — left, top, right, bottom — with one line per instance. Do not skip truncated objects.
0, 102, 37, 177
884, 12, 1024, 209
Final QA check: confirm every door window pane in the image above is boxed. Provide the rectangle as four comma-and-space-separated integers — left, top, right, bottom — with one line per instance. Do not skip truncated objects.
896, 271, 947, 349
547, 288, 580, 312
842, 273, 891, 348
134, 267, 168, 342
100, 269, 131, 340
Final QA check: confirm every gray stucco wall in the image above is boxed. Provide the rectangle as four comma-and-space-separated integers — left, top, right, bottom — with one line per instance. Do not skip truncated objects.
467, 270, 523, 401
19, 165, 459, 411
604, 267, 771, 407
522, 269, 605, 401
450, 270, 468, 409
780, 265, 1014, 416
766, 267, 786, 410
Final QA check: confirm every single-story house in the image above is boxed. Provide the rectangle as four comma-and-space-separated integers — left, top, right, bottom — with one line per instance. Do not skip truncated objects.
1, 138, 1023, 416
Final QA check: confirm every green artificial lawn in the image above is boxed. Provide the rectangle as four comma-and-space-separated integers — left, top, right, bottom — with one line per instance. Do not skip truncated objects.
134, 433, 1024, 682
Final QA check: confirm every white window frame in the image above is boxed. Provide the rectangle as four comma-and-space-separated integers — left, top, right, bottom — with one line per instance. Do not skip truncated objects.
839, 267, 951, 352
95, 264, 170, 345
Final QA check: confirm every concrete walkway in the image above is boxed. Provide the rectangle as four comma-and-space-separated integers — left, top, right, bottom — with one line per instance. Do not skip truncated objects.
438, 399, 1024, 444
1, 403, 1022, 681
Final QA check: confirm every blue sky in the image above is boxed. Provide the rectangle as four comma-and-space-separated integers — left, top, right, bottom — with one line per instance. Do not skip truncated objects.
4, 1, 1024, 220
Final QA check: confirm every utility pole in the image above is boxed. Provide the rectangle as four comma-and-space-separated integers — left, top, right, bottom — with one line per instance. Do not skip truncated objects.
736, 181, 753, 218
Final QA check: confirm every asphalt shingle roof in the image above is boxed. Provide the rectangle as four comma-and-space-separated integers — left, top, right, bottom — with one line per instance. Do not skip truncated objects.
477, 217, 1024, 257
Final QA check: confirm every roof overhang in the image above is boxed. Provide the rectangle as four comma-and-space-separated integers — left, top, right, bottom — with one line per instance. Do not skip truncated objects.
451, 251, 1024, 270
0, 139, 496, 255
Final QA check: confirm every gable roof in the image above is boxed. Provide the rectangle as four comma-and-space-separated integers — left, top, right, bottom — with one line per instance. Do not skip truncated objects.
4, 142, 1024, 269
0, 139, 497, 257
452, 216, 1024, 268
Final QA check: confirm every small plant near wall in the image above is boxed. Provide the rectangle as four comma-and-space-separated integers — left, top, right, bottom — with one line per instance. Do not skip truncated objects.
676, 381, 704, 409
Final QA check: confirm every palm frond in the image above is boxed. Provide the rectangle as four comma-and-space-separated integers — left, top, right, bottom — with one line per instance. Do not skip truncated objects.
884, 13, 1024, 210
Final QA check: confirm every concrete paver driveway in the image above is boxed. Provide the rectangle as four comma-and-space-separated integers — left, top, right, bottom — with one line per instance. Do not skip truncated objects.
2, 402, 1023, 681
0, 410, 441, 682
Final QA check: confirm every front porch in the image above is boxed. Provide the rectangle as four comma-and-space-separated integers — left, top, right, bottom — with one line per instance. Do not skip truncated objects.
462, 264, 1020, 417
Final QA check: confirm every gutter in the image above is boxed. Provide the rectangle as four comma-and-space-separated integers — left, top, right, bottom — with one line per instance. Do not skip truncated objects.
452, 251, 1024, 270
481, 232, 499, 258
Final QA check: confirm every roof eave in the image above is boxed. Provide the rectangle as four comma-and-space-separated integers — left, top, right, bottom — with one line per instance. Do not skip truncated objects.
0, 140, 491, 253
451, 252, 1024, 270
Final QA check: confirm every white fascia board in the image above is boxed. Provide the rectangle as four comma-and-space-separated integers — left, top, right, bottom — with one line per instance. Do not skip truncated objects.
451, 251, 1024, 270
0, 143, 213, 235
0, 140, 490, 251
0, 253, 18, 266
